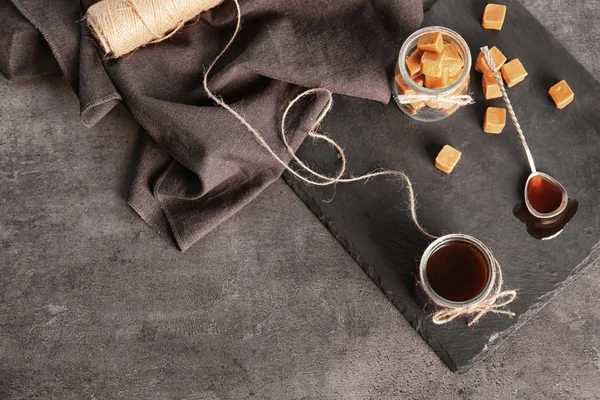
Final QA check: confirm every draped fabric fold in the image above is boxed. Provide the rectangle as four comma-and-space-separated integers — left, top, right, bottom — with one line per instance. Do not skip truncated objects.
1, 0, 423, 251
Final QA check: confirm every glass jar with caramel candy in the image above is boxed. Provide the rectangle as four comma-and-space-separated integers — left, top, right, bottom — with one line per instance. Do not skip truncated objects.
393, 26, 472, 122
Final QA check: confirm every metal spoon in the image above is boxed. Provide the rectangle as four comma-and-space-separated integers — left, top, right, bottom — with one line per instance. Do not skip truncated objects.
481, 46, 568, 219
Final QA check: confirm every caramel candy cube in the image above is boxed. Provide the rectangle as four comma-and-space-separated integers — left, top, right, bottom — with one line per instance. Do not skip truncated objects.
405, 49, 423, 79
417, 31, 444, 53
501, 59, 528, 87
426, 71, 454, 108
410, 101, 426, 115
448, 68, 463, 86
442, 44, 463, 76
548, 80, 574, 109
449, 72, 468, 94
421, 51, 446, 78
482, 3, 507, 30
474, 46, 506, 76
435, 145, 462, 174
425, 69, 450, 90
482, 74, 502, 99
483, 107, 506, 134
425, 101, 443, 109
395, 74, 417, 95
413, 74, 425, 86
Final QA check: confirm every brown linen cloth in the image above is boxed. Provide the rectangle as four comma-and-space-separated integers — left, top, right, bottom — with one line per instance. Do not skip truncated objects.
1, 0, 423, 251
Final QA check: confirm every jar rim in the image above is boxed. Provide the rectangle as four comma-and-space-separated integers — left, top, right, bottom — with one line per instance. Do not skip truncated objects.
418, 233, 496, 309
398, 26, 472, 95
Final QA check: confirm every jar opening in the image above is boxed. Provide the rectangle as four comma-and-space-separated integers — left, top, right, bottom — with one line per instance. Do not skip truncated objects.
419, 234, 494, 308
398, 26, 472, 95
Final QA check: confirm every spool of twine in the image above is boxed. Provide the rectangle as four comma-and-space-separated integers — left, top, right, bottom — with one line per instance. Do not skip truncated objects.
86, 0, 224, 58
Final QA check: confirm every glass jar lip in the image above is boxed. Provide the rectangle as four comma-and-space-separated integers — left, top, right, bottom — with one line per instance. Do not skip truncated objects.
398, 26, 472, 95
418, 233, 495, 309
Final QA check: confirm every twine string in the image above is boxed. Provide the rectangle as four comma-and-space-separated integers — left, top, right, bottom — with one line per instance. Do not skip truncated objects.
201, 0, 515, 325
202, 0, 435, 239
395, 94, 474, 106
481, 46, 536, 173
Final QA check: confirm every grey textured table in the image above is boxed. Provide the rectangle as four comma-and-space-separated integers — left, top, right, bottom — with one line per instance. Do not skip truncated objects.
1, 1, 599, 399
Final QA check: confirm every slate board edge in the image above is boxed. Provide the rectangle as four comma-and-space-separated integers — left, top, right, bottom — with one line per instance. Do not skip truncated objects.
459, 243, 600, 372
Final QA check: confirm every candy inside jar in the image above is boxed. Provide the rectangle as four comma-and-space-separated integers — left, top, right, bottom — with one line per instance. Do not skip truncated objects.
393, 26, 472, 122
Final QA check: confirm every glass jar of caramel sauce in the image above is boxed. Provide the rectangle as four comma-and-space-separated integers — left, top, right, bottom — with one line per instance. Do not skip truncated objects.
416, 234, 495, 310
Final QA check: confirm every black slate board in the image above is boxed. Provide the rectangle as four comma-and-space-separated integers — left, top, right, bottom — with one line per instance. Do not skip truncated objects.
284, 0, 600, 372
422, 0, 438, 11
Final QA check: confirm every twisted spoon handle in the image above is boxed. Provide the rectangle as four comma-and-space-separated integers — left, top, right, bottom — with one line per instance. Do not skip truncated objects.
481, 46, 537, 173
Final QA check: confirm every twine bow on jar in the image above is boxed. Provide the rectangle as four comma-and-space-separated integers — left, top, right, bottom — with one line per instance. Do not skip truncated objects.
395, 94, 474, 106
432, 290, 517, 327
418, 234, 517, 327
429, 253, 517, 327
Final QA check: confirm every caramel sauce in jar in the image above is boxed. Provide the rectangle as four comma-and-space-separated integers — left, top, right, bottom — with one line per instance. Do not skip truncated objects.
417, 234, 493, 310
426, 241, 489, 302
